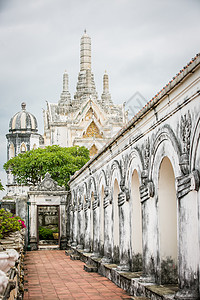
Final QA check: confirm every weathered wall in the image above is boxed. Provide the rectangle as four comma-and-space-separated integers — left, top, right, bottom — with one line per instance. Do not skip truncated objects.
69, 56, 200, 299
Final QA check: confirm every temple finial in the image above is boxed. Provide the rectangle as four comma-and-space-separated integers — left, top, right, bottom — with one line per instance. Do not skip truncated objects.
84, 29, 86, 34
21, 102, 26, 110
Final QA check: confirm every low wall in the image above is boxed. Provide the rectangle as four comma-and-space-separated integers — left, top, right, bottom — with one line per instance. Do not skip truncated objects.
0, 229, 25, 300
68, 246, 179, 300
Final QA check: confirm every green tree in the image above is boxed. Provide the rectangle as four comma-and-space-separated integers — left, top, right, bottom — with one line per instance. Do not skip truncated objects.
0, 180, 4, 191
4, 145, 90, 189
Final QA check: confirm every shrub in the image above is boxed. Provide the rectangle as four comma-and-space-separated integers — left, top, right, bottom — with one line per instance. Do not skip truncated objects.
39, 226, 52, 240
0, 208, 26, 239
38, 226, 59, 240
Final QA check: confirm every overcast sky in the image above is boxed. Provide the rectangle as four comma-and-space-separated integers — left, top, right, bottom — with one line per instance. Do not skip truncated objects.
0, 0, 200, 197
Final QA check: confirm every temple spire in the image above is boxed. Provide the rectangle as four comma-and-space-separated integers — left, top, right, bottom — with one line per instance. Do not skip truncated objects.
58, 70, 71, 105
74, 32, 98, 100
103, 70, 109, 93
63, 70, 69, 92
80, 30, 91, 71
101, 71, 112, 105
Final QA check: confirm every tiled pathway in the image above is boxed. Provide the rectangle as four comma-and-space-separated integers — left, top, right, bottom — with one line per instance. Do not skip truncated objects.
23, 250, 133, 300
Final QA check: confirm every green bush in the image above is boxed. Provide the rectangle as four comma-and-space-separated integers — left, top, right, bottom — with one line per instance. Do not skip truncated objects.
38, 226, 58, 240
0, 208, 26, 239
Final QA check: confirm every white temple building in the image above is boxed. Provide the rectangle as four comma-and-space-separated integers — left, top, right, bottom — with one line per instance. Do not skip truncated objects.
43, 30, 127, 156
4, 31, 127, 196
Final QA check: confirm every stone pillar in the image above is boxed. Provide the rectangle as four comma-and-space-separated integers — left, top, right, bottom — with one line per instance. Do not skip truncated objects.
60, 196, 67, 250
77, 202, 84, 249
102, 188, 113, 263
117, 188, 131, 271
16, 196, 27, 222
175, 171, 199, 300
139, 181, 157, 282
71, 202, 78, 247
92, 195, 100, 257
29, 198, 37, 250
16, 196, 28, 248
83, 197, 91, 252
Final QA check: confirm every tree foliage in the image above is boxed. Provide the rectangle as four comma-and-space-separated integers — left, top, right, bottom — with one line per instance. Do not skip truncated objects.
0, 180, 4, 191
4, 145, 90, 189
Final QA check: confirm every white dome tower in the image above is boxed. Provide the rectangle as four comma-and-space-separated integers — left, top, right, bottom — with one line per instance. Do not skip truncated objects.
6, 102, 42, 196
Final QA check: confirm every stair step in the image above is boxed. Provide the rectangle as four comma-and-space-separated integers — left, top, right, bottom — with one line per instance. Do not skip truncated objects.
84, 264, 98, 272
65, 249, 74, 256
131, 297, 150, 300
70, 254, 80, 260
38, 245, 59, 250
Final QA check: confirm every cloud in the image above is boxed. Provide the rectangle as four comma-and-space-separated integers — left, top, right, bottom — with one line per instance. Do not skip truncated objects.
0, 0, 199, 193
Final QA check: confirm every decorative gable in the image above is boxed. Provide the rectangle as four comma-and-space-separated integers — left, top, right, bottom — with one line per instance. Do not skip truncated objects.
30, 172, 65, 191
89, 144, 98, 156
83, 121, 103, 138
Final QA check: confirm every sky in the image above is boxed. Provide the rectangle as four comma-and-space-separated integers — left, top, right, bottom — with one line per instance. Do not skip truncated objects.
0, 0, 200, 197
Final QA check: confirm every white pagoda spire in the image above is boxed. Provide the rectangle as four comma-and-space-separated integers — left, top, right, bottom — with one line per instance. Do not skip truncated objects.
63, 70, 69, 92
59, 70, 71, 105
80, 29, 91, 71
74, 31, 98, 101
103, 70, 109, 93
101, 70, 112, 105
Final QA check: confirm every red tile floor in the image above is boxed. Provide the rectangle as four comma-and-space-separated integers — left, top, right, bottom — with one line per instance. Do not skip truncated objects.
23, 250, 133, 300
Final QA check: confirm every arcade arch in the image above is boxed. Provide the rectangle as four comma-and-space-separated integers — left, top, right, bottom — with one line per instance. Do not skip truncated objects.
158, 156, 177, 284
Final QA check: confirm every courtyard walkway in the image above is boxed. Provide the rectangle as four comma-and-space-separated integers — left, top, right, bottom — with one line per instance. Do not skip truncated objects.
23, 250, 133, 300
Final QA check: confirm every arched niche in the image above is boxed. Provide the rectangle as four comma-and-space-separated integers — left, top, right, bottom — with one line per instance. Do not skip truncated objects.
158, 156, 178, 284
20, 142, 27, 153
9, 143, 15, 159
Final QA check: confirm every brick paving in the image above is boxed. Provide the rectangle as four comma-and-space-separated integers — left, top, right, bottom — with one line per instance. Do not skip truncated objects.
23, 250, 133, 300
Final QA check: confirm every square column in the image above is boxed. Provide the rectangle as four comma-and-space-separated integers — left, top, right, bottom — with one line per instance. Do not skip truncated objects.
92, 196, 100, 257
77, 203, 84, 249
117, 189, 131, 271
72, 205, 78, 247
175, 171, 200, 299
101, 188, 113, 263
140, 181, 157, 282
29, 198, 37, 250
60, 196, 67, 249
83, 198, 91, 252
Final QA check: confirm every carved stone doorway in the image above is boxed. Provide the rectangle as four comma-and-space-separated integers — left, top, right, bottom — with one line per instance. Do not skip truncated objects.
28, 173, 68, 250
37, 205, 60, 249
